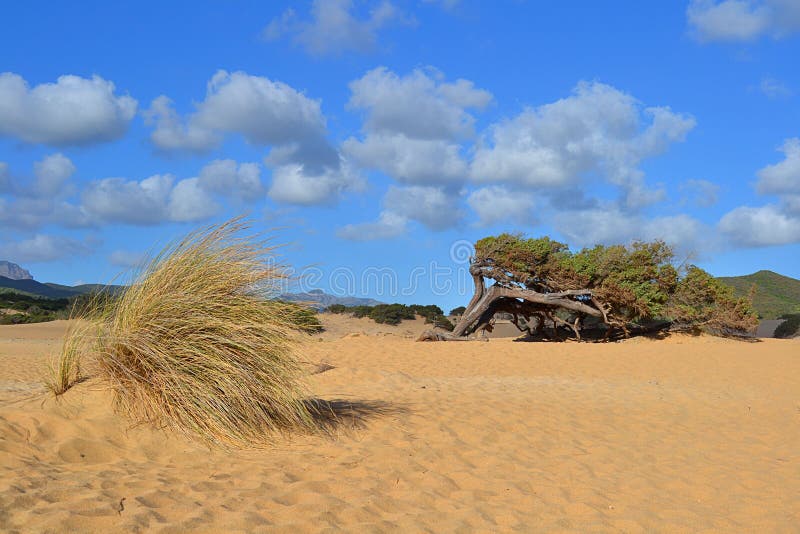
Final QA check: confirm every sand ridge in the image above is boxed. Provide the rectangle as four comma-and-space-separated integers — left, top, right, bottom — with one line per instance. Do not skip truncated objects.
1, 320, 799, 532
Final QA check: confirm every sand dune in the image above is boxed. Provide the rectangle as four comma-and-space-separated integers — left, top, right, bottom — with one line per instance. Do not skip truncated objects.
1, 320, 799, 532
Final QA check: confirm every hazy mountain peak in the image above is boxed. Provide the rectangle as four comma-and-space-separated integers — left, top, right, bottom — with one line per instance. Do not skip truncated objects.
0, 261, 33, 281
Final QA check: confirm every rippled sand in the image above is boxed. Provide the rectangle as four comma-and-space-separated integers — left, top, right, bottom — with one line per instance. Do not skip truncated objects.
1, 320, 798, 532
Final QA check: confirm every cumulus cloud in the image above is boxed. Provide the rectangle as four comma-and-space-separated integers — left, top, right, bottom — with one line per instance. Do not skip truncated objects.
0, 234, 93, 263
344, 67, 488, 188
756, 137, 800, 195
143, 96, 220, 152
348, 67, 491, 140
336, 211, 407, 240
687, 0, 800, 42
718, 137, 800, 247
81, 174, 219, 225
471, 81, 695, 204
383, 185, 461, 230
0, 73, 136, 146
147, 71, 356, 206
337, 185, 460, 240
33, 153, 76, 196
467, 186, 535, 226
198, 159, 264, 201
342, 133, 468, 184
263, 0, 411, 56
554, 207, 708, 252
146, 70, 328, 153
267, 160, 364, 205
719, 204, 800, 246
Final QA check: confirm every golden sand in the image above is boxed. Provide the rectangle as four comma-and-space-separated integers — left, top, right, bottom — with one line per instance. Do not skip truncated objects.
1, 319, 798, 532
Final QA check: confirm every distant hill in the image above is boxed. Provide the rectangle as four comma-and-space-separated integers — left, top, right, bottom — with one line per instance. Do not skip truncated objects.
279, 289, 384, 310
718, 270, 800, 319
0, 276, 124, 300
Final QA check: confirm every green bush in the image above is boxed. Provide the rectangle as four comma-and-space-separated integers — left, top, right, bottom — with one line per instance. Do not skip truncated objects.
775, 314, 800, 338
325, 304, 347, 314
449, 306, 466, 316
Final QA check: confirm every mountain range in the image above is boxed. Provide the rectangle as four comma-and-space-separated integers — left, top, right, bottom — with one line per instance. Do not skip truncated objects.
278, 289, 384, 309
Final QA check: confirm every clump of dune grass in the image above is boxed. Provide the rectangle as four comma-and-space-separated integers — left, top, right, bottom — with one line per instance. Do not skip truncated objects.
44, 321, 91, 396
62, 217, 316, 447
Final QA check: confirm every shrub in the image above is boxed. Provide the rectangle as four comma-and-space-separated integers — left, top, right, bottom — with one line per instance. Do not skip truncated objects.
775, 314, 800, 338
56, 218, 315, 447
325, 303, 348, 314
449, 306, 466, 316
433, 315, 454, 331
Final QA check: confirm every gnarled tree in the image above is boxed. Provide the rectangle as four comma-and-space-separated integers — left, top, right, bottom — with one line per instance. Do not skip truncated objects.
419, 234, 757, 341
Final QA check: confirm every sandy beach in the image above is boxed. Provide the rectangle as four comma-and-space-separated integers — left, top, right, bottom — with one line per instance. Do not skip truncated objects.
1, 319, 798, 532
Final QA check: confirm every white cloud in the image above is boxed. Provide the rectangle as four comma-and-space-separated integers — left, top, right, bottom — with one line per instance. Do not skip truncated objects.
33, 153, 75, 196
348, 67, 491, 140
168, 177, 219, 222
109, 250, 146, 269
687, 0, 800, 42
0, 73, 136, 146
267, 160, 364, 205
198, 159, 264, 201
146, 70, 329, 153
717, 136, 800, 247
554, 208, 707, 252
143, 95, 220, 152
756, 137, 800, 195
471, 82, 695, 199
719, 204, 800, 246
342, 133, 468, 184
383, 185, 461, 230
0, 234, 93, 263
81, 174, 219, 225
263, 0, 410, 56
467, 186, 535, 226
336, 211, 407, 240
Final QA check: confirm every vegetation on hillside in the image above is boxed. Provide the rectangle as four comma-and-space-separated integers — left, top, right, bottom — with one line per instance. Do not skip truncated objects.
718, 270, 800, 319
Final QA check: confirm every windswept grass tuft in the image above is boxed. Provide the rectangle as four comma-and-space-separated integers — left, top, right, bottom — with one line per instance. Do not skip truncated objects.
44, 320, 90, 396
61, 217, 316, 447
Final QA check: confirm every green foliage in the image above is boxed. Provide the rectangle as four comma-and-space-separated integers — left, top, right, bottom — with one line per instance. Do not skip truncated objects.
717, 270, 800, 319
433, 315, 455, 331
368, 304, 416, 325
667, 266, 758, 334
450, 306, 466, 316
472, 233, 758, 334
0, 291, 71, 324
324, 302, 449, 327
774, 314, 800, 338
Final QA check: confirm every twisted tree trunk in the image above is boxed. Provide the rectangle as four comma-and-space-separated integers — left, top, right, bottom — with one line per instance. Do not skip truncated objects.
418, 264, 620, 342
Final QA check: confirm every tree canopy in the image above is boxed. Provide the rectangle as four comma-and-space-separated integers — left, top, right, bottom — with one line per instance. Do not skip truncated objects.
420, 233, 758, 341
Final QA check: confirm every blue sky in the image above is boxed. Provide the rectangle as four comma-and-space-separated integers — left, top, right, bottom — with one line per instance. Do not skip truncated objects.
1, 0, 799, 311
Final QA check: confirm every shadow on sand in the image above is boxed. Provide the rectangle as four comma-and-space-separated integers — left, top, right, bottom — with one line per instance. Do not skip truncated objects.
304, 398, 409, 434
